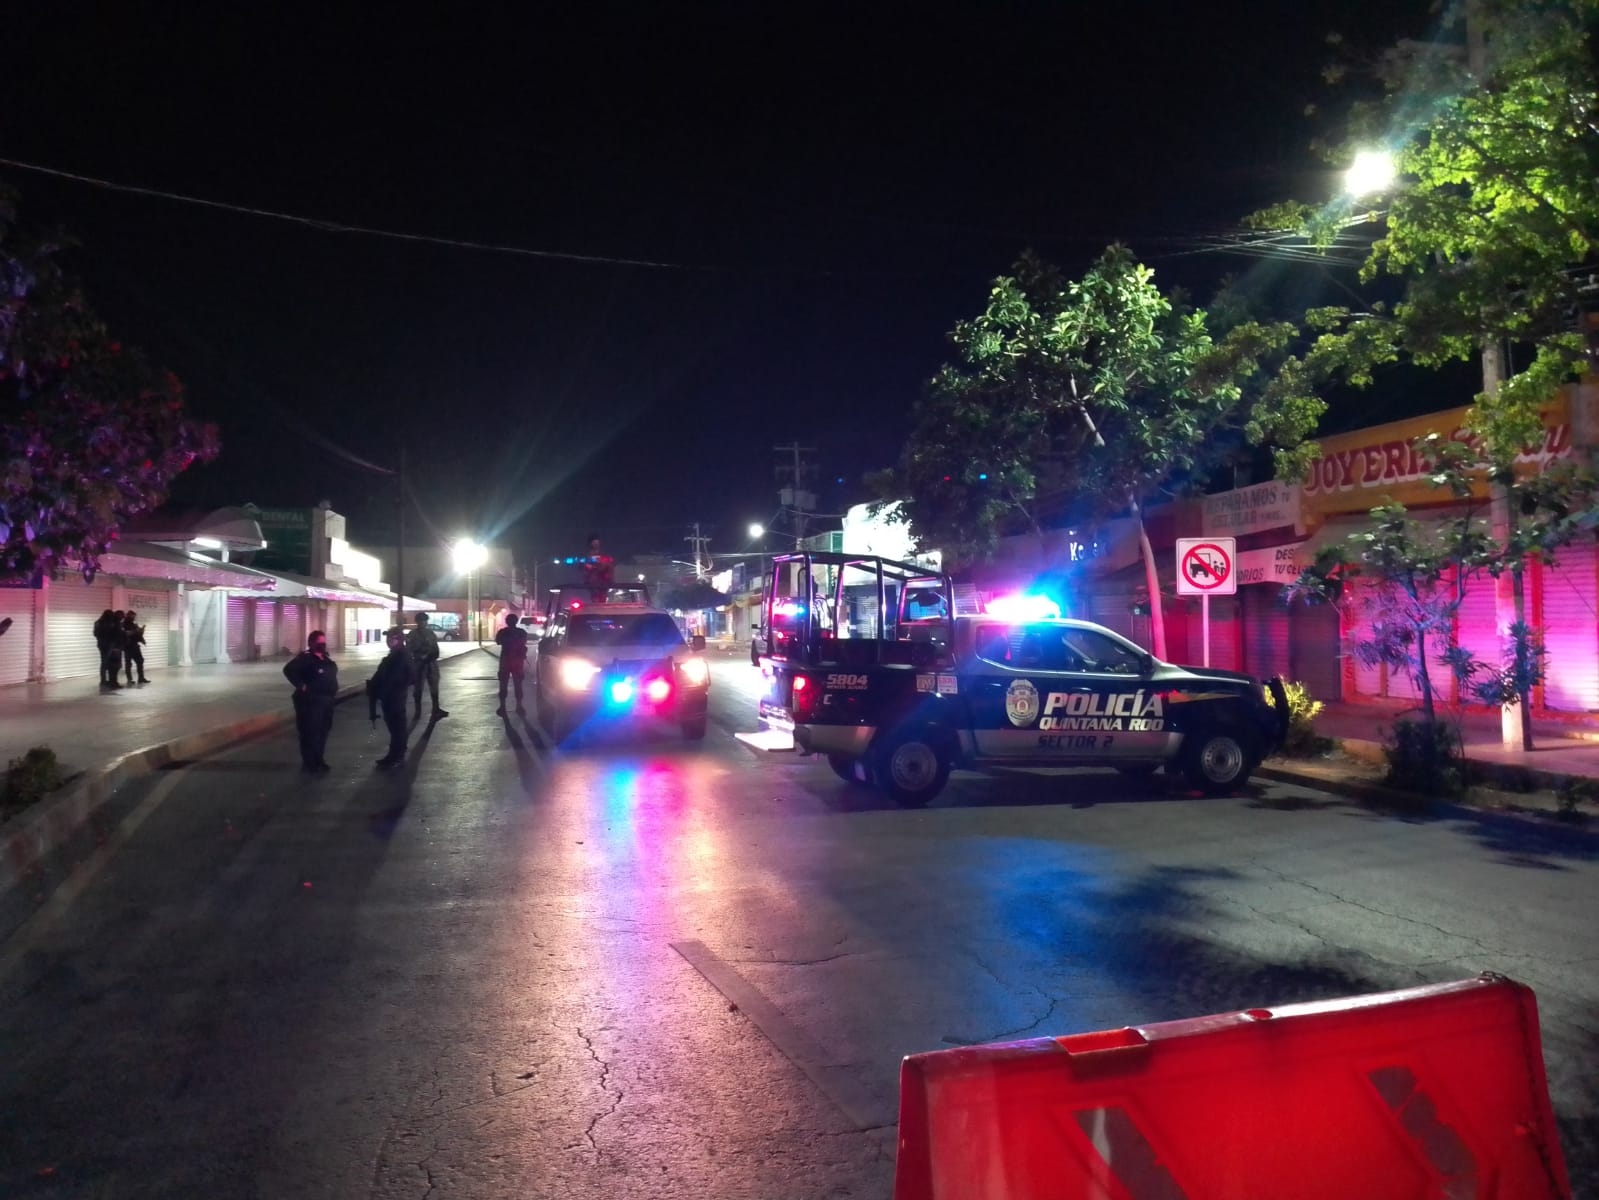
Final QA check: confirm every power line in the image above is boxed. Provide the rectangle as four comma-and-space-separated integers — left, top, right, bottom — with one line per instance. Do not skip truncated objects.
0, 155, 718, 273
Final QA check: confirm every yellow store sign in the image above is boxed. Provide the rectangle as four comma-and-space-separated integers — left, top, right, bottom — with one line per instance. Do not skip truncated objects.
1301, 396, 1573, 518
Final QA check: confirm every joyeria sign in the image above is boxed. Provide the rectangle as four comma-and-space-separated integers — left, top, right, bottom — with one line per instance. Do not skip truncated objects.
1302, 397, 1573, 516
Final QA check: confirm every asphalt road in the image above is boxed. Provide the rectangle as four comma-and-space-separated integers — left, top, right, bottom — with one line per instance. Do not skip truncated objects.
1, 651, 1595, 1198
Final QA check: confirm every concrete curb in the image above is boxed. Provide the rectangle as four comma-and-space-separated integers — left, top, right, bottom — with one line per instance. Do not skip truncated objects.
1261, 737, 1586, 817
0, 682, 366, 909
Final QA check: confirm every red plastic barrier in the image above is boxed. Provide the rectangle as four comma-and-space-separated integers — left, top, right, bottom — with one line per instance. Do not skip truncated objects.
894, 973, 1570, 1200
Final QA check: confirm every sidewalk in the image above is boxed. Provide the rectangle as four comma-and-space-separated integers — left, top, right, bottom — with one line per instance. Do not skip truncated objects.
1310, 700, 1599, 779
1, 642, 484, 780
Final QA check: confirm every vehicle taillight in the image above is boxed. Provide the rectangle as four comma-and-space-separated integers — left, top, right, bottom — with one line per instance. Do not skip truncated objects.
645, 677, 672, 704
792, 675, 808, 691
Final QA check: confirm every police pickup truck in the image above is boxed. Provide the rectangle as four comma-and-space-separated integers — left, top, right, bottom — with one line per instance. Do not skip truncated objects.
755, 552, 1288, 806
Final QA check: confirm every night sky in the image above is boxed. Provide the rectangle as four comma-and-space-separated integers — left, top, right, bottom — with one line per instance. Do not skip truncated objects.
2, 2, 1458, 562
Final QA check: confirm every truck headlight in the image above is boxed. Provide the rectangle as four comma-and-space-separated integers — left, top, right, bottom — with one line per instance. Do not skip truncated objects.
679, 657, 710, 686
560, 659, 600, 690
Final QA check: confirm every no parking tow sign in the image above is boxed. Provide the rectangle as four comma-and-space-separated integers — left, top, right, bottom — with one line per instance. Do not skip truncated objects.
1176, 537, 1236, 597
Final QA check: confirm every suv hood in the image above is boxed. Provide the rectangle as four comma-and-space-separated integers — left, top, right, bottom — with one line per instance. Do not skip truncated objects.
1149, 662, 1259, 688
568, 643, 687, 667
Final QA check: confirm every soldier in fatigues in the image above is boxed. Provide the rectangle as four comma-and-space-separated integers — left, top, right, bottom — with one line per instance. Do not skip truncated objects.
367, 627, 416, 768
406, 612, 448, 720
283, 630, 339, 772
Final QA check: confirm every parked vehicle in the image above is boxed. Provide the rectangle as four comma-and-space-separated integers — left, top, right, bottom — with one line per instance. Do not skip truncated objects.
756, 552, 1288, 805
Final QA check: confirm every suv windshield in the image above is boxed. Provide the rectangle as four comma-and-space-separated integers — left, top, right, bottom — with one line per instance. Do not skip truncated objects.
567, 613, 683, 649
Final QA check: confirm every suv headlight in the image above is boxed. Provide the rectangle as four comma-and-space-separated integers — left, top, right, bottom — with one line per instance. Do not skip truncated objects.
559, 659, 600, 690
679, 656, 710, 686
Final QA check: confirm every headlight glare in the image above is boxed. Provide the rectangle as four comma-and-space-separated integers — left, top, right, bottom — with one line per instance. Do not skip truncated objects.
560, 659, 600, 690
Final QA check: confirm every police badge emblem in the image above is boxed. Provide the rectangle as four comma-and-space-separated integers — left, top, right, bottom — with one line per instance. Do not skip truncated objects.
1005, 678, 1040, 727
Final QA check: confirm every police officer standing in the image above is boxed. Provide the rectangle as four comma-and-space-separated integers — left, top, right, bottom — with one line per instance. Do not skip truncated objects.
367, 627, 416, 768
122, 610, 149, 685
494, 613, 529, 717
283, 630, 339, 772
406, 612, 448, 720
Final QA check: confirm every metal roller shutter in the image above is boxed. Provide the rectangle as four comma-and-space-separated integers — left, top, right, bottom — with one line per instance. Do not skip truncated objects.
1288, 600, 1341, 705
1454, 571, 1499, 706
1538, 540, 1599, 713
1090, 591, 1135, 640
278, 603, 304, 655
190, 590, 221, 663
1183, 595, 1240, 671
124, 589, 172, 672
1242, 588, 1290, 682
0, 592, 36, 685
226, 595, 253, 662
1347, 584, 1384, 699
45, 579, 115, 680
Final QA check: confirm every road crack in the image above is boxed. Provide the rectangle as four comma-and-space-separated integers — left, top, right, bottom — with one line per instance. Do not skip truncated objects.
1250, 865, 1503, 957
577, 1026, 623, 1163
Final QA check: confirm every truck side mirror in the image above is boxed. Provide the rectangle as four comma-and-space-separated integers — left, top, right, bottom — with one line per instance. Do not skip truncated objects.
691, 634, 707, 652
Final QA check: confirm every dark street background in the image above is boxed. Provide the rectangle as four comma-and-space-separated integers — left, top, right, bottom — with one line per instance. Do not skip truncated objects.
0, 2, 1456, 559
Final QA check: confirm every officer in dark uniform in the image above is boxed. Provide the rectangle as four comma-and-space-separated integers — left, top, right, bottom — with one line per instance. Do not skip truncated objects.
283, 630, 339, 772
122, 610, 149, 685
367, 627, 416, 768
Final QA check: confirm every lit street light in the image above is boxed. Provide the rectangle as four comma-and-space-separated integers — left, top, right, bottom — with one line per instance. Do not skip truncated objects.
452, 538, 488, 643
748, 523, 765, 539
1344, 148, 1396, 199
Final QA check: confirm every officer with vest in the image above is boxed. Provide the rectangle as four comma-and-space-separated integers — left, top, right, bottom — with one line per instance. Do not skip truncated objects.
405, 611, 448, 720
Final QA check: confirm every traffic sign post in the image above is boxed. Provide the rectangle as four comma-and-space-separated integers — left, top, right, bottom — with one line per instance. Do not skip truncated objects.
1175, 537, 1236, 668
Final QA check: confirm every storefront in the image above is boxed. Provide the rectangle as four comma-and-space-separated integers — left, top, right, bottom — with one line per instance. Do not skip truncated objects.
1193, 389, 1599, 715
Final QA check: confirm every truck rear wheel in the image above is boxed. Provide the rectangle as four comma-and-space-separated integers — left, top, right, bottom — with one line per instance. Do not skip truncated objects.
873, 729, 950, 807
1182, 728, 1254, 795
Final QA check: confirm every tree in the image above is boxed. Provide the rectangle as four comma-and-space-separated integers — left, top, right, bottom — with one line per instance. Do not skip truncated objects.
876, 246, 1325, 658
1249, 0, 1599, 746
0, 188, 217, 582
1287, 435, 1595, 789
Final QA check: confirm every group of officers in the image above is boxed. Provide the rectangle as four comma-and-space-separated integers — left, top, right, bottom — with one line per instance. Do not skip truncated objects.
92, 609, 150, 689
281, 609, 531, 773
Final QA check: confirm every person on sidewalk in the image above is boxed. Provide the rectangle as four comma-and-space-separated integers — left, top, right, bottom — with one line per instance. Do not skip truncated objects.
405, 611, 448, 719
122, 610, 150, 685
283, 630, 339, 772
494, 613, 529, 717
93, 609, 124, 689
367, 627, 416, 768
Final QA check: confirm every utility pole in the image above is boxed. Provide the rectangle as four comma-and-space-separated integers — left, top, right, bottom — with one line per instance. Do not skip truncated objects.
1465, 0, 1531, 751
685, 523, 711, 580
396, 444, 407, 628
774, 442, 818, 549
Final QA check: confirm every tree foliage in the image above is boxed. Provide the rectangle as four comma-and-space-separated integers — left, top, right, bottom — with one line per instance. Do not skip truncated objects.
1249, 0, 1599, 451
878, 246, 1326, 565
0, 188, 218, 582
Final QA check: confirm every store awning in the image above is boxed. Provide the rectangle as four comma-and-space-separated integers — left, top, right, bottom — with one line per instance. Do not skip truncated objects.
248, 568, 435, 609
98, 542, 279, 589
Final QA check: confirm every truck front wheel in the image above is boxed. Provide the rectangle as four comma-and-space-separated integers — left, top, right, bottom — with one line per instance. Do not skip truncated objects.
873, 729, 951, 807
1182, 728, 1255, 795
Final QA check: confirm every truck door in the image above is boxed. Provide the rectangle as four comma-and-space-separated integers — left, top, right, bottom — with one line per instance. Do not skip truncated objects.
965, 622, 1058, 757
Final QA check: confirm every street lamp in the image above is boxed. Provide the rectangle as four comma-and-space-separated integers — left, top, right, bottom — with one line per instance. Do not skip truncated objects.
1344, 149, 1396, 199
452, 537, 488, 643
748, 522, 765, 539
